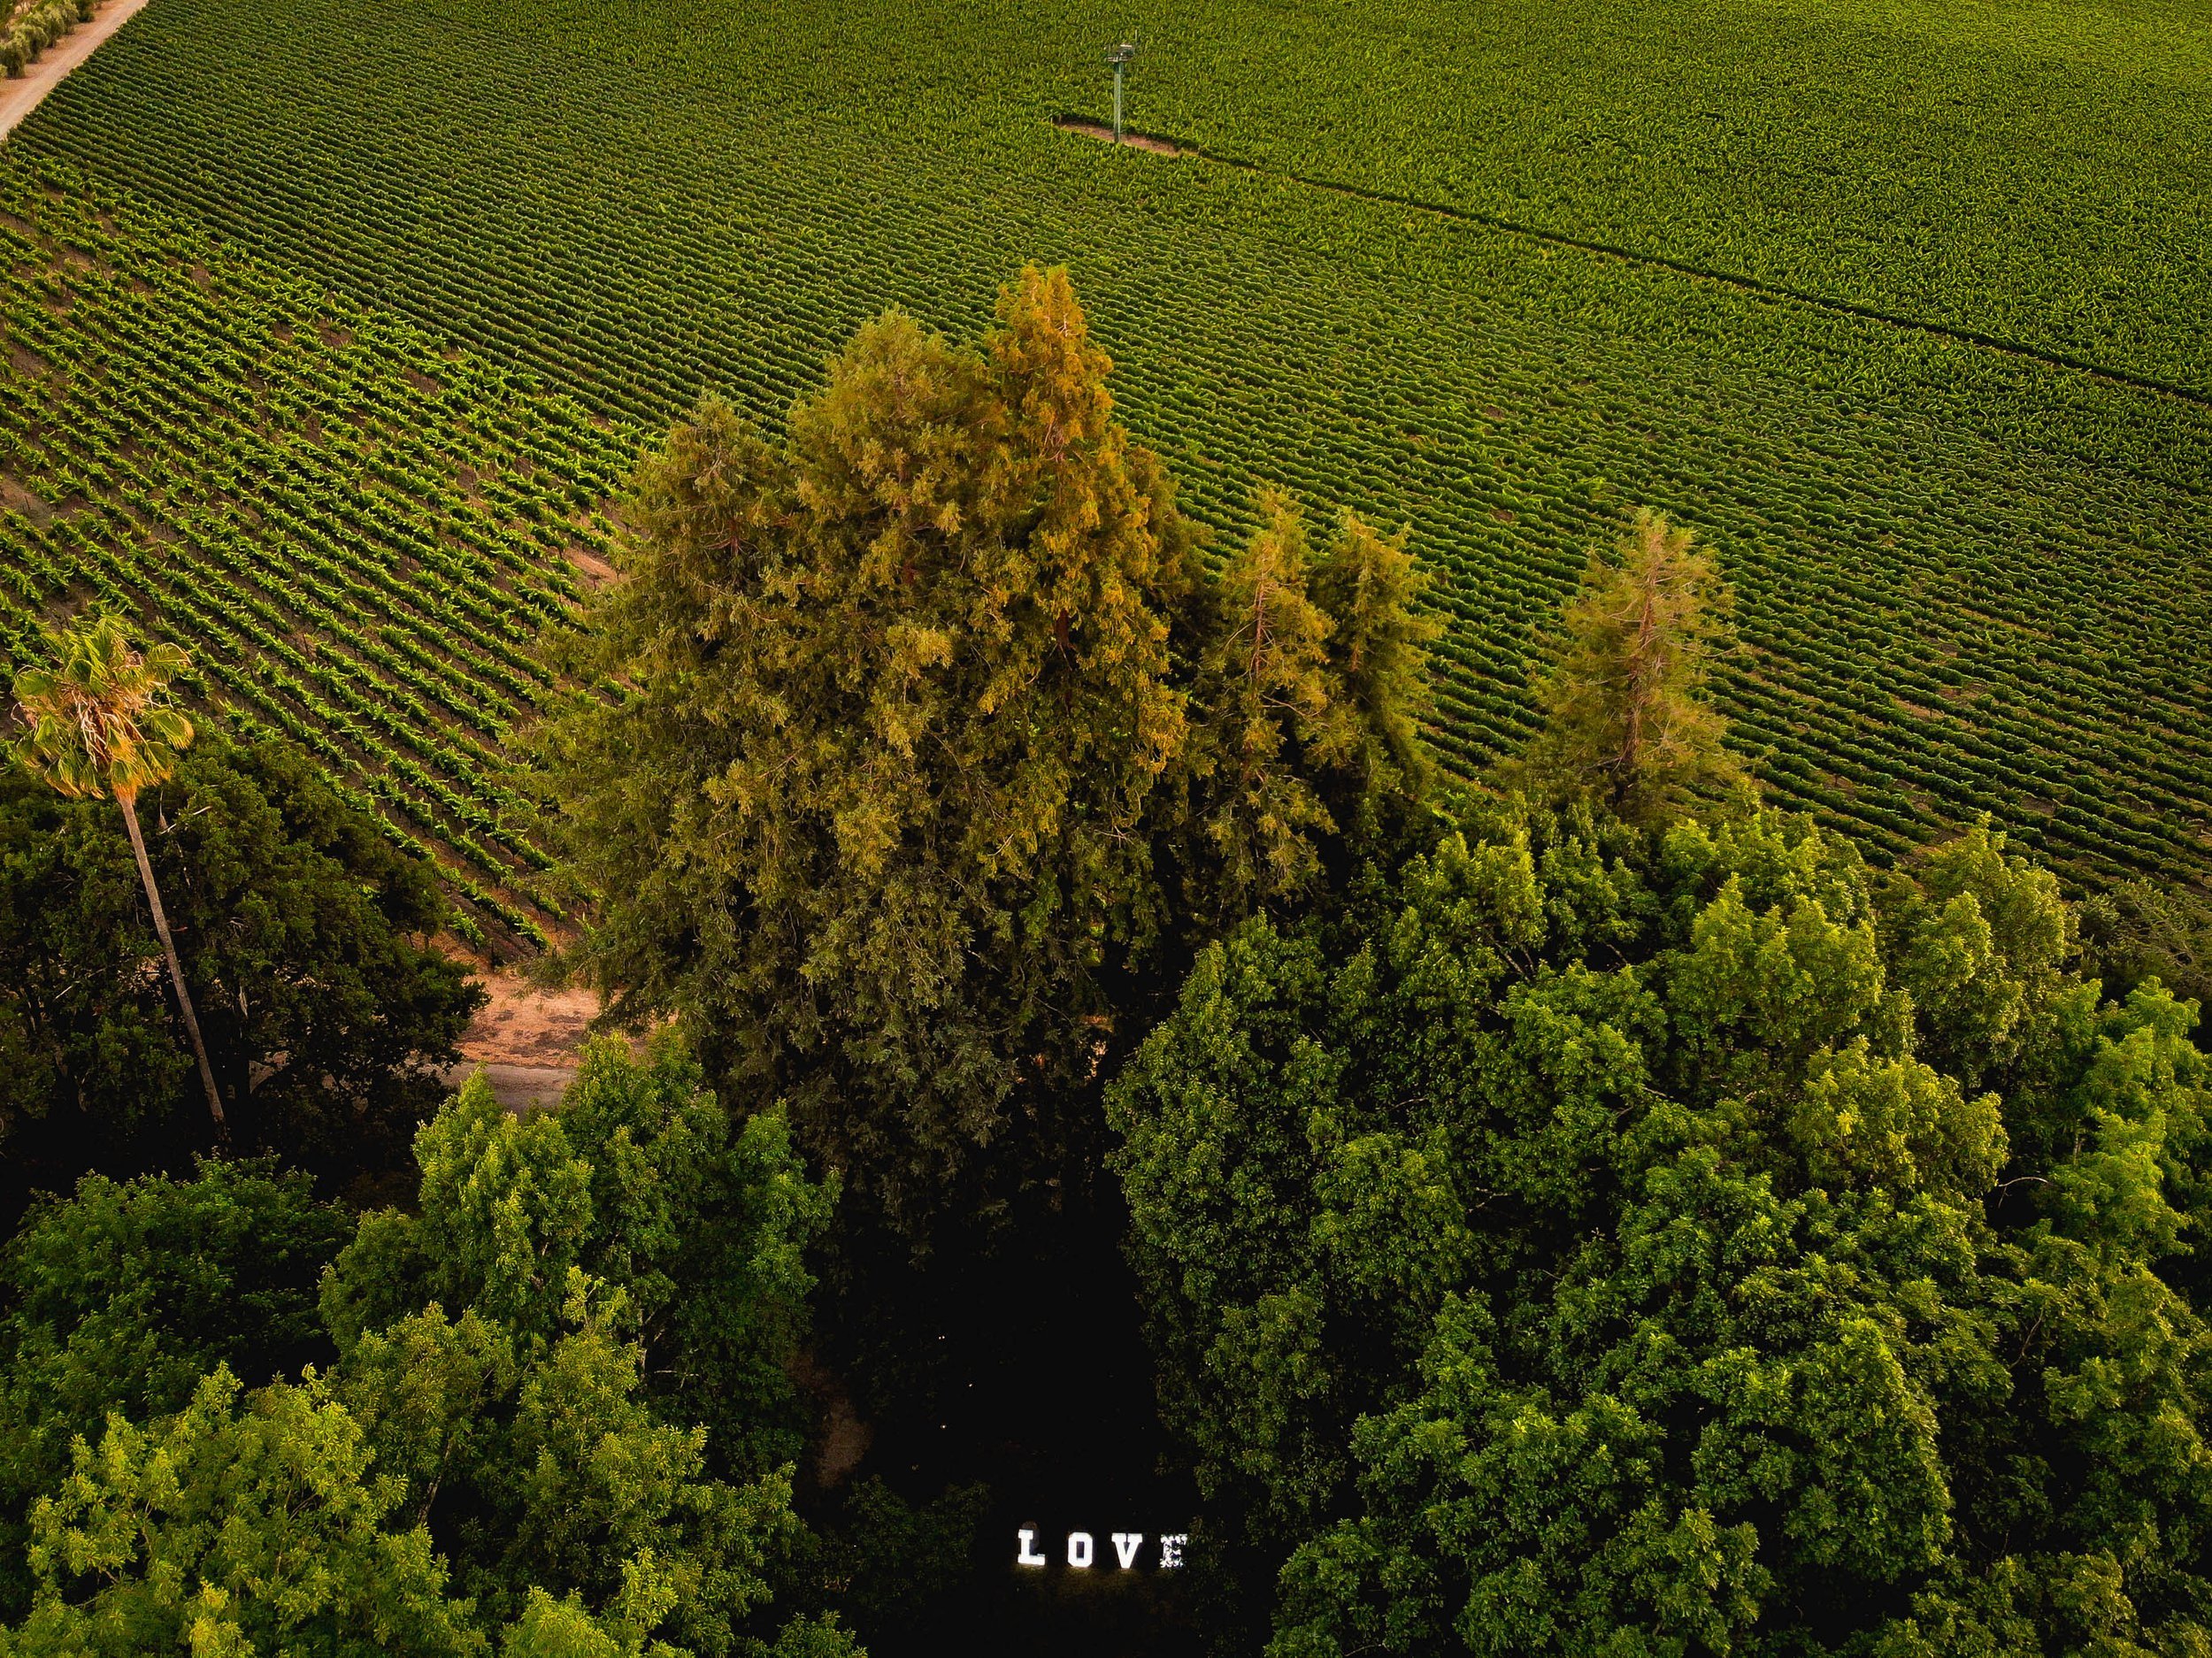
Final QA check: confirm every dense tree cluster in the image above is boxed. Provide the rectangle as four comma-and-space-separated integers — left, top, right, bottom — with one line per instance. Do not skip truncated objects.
0, 730, 480, 1195
0, 1042, 849, 1656
5, 270, 2210, 1658
1111, 801, 2212, 1653
535, 265, 1435, 1247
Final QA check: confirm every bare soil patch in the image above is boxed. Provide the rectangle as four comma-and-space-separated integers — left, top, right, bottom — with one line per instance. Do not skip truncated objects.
1052, 115, 1184, 157
458, 971, 602, 1066
564, 543, 618, 586
0, 472, 56, 525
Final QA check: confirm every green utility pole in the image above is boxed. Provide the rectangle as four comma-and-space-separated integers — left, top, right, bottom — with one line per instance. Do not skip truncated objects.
1107, 40, 1135, 142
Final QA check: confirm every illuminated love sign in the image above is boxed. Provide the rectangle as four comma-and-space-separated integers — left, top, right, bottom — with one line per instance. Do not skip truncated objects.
1016, 1528, 1186, 1570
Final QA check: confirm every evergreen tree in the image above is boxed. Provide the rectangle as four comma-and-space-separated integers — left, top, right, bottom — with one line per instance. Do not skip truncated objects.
535, 269, 1435, 1252
1309, 508, 1439, 815
1519, 509, 1748, 822
1191, 487, 1343, 914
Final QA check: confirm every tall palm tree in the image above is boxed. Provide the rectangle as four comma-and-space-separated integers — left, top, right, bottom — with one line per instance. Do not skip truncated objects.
12, 613, 228, 1137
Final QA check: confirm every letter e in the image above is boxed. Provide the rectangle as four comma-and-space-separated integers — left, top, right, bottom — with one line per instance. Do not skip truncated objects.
1159, 1533, 1187, 1569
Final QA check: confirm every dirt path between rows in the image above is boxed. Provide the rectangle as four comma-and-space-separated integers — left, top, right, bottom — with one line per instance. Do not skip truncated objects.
0, 0, 150, 142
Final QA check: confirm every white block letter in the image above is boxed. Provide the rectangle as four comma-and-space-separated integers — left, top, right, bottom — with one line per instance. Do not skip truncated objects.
1017, 1528, 1046, 1567
1067, 1531, 1094, 1568
1112, 1531, 1144, 1569
1159, 1533, 1187, 1568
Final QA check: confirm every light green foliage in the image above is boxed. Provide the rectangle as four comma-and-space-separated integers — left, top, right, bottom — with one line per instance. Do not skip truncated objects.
10, 1366, 480, 1657
319, 1040, 838, 1652
326, 1038, 833, 1482
0, 1160, 353, 1619
10, 612, 192, 807
1110, 799, 2212, 1654
1308, 510, 1440, 814
0, 1040, 850, 1657
17, 0, 2212, 894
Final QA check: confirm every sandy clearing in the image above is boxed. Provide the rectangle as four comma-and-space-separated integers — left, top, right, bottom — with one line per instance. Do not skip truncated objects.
0, 0, 150, 142
458, 971, 601, 1066
442, 971, 606, 1114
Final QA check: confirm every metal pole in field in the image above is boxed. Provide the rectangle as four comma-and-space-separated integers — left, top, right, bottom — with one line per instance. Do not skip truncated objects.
1107, 41, 1135, 143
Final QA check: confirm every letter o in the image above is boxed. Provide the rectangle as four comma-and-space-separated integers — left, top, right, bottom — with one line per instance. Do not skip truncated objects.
1067, 1531, 1094, 1568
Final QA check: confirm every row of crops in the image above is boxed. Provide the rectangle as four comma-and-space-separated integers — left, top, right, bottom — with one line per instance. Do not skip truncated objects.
9, 0, 2212, 895
1030, 0, 2212, 395
0, 158, 638, 945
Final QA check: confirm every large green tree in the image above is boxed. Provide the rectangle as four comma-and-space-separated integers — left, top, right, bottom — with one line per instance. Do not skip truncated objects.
535, 265, 1434, 1250
1, 1040, 853, 1658
0, 1159, 353, 1620
0, 727, 482, 1194
1109, 799, 2212, 1654
319, 1039, 840, 1651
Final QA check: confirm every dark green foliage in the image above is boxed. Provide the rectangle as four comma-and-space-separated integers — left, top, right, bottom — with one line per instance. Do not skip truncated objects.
1110, 800, 2212, 1654
2080, 878, 2212, 1027
0, 730, 483, 1194
777, 1478, 991, 1651
0, 1159, 353, 1619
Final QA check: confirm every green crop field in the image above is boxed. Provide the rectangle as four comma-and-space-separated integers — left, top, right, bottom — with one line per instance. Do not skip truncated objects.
0, 162, 634, 942
4, 0, 2211, 895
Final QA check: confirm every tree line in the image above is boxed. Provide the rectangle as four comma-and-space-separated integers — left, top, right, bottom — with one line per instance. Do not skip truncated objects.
2, 265, 2208, 1655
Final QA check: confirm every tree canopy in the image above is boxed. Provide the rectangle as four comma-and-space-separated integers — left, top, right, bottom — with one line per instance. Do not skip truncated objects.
1109, 799, 2212, 1654
1517, 510, 1749, 823
535, 265, 1435, 1251
0, 1040, 851, 1658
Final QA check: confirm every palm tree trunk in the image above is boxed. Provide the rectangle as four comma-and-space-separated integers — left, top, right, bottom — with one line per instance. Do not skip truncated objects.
118, 790, 228, 1139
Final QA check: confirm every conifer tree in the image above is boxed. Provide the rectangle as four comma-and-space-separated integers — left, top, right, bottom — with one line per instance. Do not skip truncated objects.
540, 266, 1202, 1239
538, 268, 1443, 1272
1519, 508, 1748, 823
1191, 487, 1341, 911
1310, 507, 1440, 813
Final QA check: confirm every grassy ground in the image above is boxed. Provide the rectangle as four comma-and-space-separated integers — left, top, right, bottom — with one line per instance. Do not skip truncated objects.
4, 0, 2209, 889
